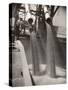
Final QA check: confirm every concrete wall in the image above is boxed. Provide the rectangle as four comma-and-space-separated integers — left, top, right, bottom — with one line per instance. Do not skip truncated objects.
53, 7, 66, 27
53, 7, 66, 38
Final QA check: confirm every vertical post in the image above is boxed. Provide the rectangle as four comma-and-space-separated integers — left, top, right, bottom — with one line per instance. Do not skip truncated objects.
30, 5, 41, 75
44, 6, 56, 78
45, 6, 59, 78
30, 33, 40, 75
46, 22, 56, 78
